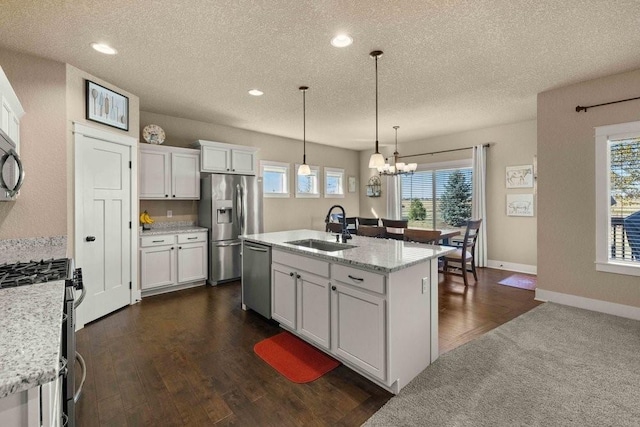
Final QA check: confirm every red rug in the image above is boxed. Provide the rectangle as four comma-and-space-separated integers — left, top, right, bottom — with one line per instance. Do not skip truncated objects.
497, 273, 537, 291
254, 332, 340, 383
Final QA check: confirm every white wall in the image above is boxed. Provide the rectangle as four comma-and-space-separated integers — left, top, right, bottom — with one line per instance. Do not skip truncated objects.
360, 120, 538, 270
140, 111, 360, 232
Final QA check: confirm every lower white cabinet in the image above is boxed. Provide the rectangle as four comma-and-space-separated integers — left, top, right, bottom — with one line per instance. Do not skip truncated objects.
331, 283, 385, 380
271, 250, 385, 376
140, 231, 207, 296
0, 377, 62, 427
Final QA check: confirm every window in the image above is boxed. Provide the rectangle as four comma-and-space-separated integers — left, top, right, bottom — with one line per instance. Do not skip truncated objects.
260, 160, 290, 198
295, 164, 320, 198
324, 167, 345, 198
595, 120, 640, 276
400, 160, 473, 231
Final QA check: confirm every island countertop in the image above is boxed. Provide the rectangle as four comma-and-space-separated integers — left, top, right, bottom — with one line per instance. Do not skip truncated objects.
242, 229, 455, 273
0, 281, 65, 399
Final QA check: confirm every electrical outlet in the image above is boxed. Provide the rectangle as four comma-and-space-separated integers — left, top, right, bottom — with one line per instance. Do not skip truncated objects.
422, 277, 428, 294
167, 210, 173, 218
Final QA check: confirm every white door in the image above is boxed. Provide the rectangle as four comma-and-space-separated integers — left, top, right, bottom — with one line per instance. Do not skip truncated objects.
75, 124, 135, 326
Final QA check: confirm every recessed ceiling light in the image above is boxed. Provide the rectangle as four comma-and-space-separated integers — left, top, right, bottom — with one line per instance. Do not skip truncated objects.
330, 34, 353, 48
248, 89, 264, 96
91, 43, 117, 55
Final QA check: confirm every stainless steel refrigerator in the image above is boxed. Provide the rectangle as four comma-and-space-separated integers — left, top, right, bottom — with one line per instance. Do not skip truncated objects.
199, 174, 263, 284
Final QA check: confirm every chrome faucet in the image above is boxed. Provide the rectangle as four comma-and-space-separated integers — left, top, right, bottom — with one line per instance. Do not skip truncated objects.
325, 205, 352, 243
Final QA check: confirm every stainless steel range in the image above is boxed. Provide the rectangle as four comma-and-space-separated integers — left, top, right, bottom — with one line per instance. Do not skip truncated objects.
0, 258, 86, 427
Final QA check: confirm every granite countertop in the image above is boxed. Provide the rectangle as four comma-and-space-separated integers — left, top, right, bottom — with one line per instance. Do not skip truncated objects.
242, 229, 455, 273
0, 281, 65, 398
0, 236, 67, 265
140, 225, 208, 236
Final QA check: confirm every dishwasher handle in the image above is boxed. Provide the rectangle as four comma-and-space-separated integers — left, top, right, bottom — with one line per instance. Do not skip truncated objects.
246, 245, 268, 253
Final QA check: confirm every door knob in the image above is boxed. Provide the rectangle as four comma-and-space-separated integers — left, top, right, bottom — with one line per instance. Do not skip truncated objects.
85, 236, 96, 242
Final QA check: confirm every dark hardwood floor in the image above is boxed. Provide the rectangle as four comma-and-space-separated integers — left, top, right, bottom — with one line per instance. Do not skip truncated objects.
76, 268, 541, 426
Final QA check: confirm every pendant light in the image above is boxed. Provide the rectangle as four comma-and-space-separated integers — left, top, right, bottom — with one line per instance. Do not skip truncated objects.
298, 86, 311, 176
368, 50, 386, 169
378, 126, 417, 176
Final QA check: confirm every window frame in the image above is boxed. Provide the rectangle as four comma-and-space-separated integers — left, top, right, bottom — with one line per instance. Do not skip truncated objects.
324, 167, 345, 198
595, 120, 640, 276
260, 160, 290, 198
295, 164, 320, 198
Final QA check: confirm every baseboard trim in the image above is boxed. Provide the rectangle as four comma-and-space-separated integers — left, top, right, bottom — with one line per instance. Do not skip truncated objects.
535, 288, 640, 321
487, 260, 537, 275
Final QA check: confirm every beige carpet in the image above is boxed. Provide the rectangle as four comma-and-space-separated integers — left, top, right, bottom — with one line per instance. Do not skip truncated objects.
364, 303, 640, 426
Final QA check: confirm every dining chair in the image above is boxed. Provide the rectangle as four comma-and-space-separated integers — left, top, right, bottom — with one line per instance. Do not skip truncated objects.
356, 225, 386, 238
357, 217, 380, 227
326, 222, 343, 233
345, 217, 358, 233
442, 219, 483, 287
403, 229, 442, 244
382, 219, 408, 240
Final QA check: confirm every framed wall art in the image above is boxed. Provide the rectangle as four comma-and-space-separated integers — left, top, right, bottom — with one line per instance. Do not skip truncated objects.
86, 80, 129, 131
506, 194, 534, 217
348, 176, 356, 193
506, 164, 534, 188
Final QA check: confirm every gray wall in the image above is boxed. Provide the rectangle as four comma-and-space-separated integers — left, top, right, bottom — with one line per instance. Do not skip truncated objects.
359, 120, 538, 270
538, 68, 640, 309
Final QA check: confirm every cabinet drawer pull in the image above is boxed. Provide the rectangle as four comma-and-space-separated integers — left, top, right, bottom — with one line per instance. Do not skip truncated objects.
152, 240, 165, 243
348, 275, 364, 282
187, 237, 198, 240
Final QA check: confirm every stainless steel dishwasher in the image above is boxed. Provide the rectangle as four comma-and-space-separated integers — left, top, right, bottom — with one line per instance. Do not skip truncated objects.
241, 240, 272, 318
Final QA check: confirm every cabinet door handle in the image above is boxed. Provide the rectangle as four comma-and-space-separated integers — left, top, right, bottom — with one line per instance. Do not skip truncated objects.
331, 286, 336, 291
348, 275, 364, 282
296, 274, 301, 279
179, 246, 182, 249
165, 194, 169, 197
290, 272, 294, 277
171, 247, 174, 250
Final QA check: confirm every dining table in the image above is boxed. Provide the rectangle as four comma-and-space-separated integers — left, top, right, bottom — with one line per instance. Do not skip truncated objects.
437, 229, 462, 245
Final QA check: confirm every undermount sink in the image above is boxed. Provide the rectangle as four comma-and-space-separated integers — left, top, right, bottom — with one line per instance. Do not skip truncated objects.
285, 239, 356, 252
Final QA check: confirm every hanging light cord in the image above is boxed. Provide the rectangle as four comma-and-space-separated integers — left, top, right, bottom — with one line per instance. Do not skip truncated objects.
303, 88, 306, 164
375, 54, 379, 154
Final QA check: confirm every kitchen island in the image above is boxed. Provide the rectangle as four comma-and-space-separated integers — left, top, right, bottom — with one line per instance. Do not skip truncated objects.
242, 229, 455, 394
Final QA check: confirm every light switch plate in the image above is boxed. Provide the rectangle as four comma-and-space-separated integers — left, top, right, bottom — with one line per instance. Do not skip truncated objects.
422, 277, 428, 294
167, 210, 173, 218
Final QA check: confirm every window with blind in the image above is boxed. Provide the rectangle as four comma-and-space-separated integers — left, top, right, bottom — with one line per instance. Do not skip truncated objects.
260, 160, 290, 198
595, 121, 640, 276
295, 164, 320, 198
400, 161, 473, 230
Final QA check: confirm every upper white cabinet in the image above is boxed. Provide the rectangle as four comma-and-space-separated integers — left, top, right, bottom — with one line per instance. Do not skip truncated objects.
139, 144, 200, 199
193, 139, 258, 175
0, 66, 24, 149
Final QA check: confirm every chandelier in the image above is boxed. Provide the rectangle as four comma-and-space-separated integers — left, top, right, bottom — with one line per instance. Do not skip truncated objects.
377, 126, 417, 176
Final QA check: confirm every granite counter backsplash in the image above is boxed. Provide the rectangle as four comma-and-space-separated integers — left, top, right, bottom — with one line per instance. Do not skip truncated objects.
0, 236, 67, 264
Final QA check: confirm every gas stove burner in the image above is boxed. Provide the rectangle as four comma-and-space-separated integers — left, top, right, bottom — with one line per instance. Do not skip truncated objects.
0, 258, 72, 289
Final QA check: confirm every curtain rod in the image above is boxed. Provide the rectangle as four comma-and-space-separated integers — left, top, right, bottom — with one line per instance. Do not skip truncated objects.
576, 95, 640, 112
398, 143, 490, 159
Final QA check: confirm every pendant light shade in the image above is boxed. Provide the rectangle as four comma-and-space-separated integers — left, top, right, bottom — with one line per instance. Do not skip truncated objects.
298, 86, 312, 176
368, 50, 386, 169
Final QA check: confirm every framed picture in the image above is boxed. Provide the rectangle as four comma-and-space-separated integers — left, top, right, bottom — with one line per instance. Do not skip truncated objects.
506, 194, 534, 217
85, 80, 129, 131
506, 165, 534, 188
348, 176, 356, 193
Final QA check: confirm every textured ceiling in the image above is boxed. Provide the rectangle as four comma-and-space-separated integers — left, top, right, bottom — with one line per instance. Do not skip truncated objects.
1, 0, 640, 150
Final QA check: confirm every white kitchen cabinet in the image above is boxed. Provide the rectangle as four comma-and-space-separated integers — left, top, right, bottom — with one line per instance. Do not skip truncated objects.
139, 144, 200, 199
331, 282, 385, 380
0, 67, 24, 149
140, 231, 207, 296
271, 250, 331, 349
0, 376, 62, 427
272, 263, 297, 329
193, 139, 258, 175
